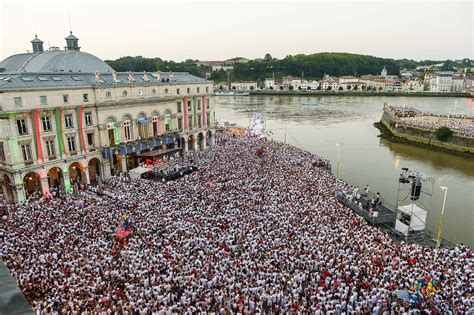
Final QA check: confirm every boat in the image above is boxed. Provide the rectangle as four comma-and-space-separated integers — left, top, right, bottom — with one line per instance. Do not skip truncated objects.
214, 91, 249, 96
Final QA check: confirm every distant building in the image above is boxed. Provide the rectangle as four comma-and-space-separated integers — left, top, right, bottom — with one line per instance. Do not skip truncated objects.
264, 78, 275, 89
428, 72, 453, 92
231, 81, 257, 91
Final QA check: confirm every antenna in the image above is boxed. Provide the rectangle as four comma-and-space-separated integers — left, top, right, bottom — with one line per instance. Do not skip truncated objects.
68, 10, 72, 33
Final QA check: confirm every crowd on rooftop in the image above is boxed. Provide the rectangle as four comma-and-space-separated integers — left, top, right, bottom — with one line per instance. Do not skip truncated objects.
0, 131, 472, 314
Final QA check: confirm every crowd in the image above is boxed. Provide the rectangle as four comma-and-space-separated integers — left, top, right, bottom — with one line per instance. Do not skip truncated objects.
0, 131, 472, 314
386, 105, 474, 137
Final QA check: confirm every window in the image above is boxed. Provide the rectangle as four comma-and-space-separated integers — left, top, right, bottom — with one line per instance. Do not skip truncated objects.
206, 87, 209, 93
198, 114, 202, 128
87, 133, 94, 149
187, 101, 192, 111
137, 90, 143, 96
178, 117, 183, 131
207, 113, 211, 125
152, 89, 156, 95
85, 112, 93, 126
65, 114, 73, 129
40, 95, 47, 105
0, 142, 5, 161
124, 119, 132, 141
197, 87, 200, 93
63, 95, 69, 103
176, 88, 180, 95
42, 116, 51, 131
187, 88, 190, 93
67, 136, 76, 152
83, 94, 89, 102
152, 116, 159, 136
197, 100, 201, 110
177, 102, 182, 113
188, 115, 193, 129
45, 139, 55, 158
21, 144, 32, 161
17, 119, 28, 135
206, 99, 210, 109
106, 91, 112, 98
165, 88, 168, 94
14, 97, 22, 107
122, 90, 128, 97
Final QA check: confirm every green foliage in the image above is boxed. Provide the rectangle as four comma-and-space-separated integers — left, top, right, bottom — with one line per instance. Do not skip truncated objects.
436, 127, 453, 141
104, 54, 473, 82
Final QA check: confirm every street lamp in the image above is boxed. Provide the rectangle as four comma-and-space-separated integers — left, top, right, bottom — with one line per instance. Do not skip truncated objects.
336, 143, 341, 177
434, 186, 448, 260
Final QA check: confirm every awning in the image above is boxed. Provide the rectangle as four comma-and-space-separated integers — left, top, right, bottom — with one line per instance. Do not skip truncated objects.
138, 117, 149, 124
129, 166, 150, 180
136, 147, 179, 158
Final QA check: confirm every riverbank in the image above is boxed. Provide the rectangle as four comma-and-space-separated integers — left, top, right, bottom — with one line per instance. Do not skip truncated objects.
249, 90, 471, 97
376, 111, 474, 158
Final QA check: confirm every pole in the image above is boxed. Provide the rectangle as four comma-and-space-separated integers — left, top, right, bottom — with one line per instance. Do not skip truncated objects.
284, 130, 287, 144
434, 187, 448, 260
336, 143, 340, 177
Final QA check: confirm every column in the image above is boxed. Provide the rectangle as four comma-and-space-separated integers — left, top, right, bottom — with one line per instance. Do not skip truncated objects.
184, 96, 189, 130
83, 166, 90, 186
63, 171, 72, 193
13, 173, 26, 203
121, 156, 127, 172
103, 159, 112, 181
40, 177, 50, 196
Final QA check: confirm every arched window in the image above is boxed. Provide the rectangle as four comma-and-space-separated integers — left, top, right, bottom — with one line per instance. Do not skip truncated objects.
123, 114, 132, 141
151, 89, 156, 95
122, 90, 128, 97
152, 113, 160, 136
106, 91, 112, 98
137, 112, 148, 139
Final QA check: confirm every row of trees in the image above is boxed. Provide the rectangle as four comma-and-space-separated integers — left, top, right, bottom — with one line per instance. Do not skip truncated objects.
105, 54, 471, 82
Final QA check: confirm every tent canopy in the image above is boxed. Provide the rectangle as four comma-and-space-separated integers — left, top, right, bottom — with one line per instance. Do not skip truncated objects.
136, 147, 179, 158
129, 166, 150, 180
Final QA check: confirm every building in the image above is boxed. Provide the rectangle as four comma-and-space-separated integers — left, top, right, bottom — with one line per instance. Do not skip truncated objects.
428, 72, 453, 92
264, 78, 275, 89
230, 81, 257, 91
0, 33, 215, 203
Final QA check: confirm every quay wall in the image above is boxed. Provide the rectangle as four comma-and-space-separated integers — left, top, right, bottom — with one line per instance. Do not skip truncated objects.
249, 91, 471, 97
379, 111, 474, 156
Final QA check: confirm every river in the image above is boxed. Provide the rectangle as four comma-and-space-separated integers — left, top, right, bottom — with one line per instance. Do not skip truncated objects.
213, 95, 474, 248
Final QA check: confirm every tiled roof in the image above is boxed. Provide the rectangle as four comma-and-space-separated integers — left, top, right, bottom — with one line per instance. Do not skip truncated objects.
0, 72, 209, 90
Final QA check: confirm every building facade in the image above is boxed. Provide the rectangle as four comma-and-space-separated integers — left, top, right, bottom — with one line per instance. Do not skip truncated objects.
0, 34, 215, 203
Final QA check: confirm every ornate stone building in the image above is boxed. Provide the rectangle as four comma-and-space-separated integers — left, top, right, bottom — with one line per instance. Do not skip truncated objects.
0, 33, 214, 203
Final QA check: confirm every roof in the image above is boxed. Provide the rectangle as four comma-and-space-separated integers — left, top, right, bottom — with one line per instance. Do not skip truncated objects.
0, 50, 114, 74
65, 32, 79, 40
0, 71, 208, 90
0, 260, 33, 314
30, 36, 43, 43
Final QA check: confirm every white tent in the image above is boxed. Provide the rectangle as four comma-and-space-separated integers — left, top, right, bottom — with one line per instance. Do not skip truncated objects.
129, 166, 150, 180
395, 203, 428, 236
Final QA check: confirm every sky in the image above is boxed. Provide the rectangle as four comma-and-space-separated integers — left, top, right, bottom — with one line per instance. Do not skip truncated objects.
0, 0, 472, 62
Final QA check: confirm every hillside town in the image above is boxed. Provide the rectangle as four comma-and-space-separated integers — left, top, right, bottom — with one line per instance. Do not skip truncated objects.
211, 65, 474, 94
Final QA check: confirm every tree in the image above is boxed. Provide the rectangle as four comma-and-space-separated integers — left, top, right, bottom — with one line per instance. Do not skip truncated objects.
250, 86, 254, 90
298, 86, 302, 90
435, 127, 453, 141
219, 86, 223, 90
379, 87, 383, 92
338, 86, 343, 91
232, 86, 236, 90
270, 86, 274, 90
316, 85, 321, 90
289, 85, 294, 91
264, 53, 272, 61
